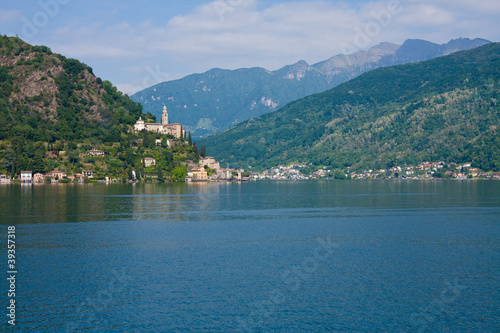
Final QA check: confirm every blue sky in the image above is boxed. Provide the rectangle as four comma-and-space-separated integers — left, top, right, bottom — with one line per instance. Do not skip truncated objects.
2, 0, 499, 95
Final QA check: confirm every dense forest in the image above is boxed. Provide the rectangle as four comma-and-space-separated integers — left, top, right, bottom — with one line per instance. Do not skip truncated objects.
200, 43, 500, 172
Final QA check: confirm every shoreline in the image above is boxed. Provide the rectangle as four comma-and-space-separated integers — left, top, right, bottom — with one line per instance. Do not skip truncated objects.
2, 177, 498, 185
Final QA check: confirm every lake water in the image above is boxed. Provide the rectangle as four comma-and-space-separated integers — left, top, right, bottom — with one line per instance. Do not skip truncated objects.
1, 181, 499, 332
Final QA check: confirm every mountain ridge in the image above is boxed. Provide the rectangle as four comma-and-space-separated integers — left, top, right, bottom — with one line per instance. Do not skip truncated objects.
198, 42, 500, 172
132, 38, 491, 137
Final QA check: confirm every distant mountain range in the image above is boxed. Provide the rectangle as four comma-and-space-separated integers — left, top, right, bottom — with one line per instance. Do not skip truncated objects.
132, 38, 491, 137
199, 43, 500, 172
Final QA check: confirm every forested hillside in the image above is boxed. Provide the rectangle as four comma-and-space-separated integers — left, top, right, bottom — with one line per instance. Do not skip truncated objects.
0, 36, 147, 143
200, 43, 500, 172
0, 36, 197, 181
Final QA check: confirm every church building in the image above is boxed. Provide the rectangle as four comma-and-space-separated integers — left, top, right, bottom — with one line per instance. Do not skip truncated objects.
134, 106, 185, 138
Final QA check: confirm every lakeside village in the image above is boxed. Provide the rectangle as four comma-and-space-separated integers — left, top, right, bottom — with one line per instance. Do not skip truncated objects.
1, 106, 499, 184
0, 106, 249, 185
256, 163, 500, 180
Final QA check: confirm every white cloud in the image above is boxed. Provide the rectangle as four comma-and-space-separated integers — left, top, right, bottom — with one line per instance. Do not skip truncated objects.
410, 0, 500, 14
397, 4, 454, 26
158, 0, 378, 68
41, 0, 500, 93
152, 0, 498, 69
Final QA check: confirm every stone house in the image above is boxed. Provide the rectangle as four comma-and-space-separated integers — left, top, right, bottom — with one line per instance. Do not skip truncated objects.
199, 157, 220, 171
188, 167, 208, 180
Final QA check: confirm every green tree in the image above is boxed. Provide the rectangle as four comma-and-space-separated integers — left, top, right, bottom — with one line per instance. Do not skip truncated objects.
45, 130, 54, 143
33, 150, 46, 173
68, 150, 79, 166
142, 132, 154, 149
11, 136, 24, 156
193, 141, 199, 160
161, 138, 170, 148
333, 171, 347, 180
128, 167, 134, 180
46, 159, 57, 173
171, 165, 187, 182
3, 148, 16, 176
135, 162, 144, 180
157, 165, 164, 182
53, 141, 64, 153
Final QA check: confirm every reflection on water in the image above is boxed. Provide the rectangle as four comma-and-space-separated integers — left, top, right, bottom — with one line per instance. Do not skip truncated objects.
1, 180, 498, 225
2, 182, 234, 224
0, 181, 499, 332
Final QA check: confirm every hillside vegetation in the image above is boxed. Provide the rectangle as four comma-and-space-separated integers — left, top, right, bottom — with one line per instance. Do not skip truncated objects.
0, 36, 199, 181
0, 36, 147, 143
200, 43, 500, 172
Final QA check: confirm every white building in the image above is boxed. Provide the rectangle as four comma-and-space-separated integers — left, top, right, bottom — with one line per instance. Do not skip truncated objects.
20, 171, 32, 183
142, 157, 156, 168
134, 106, 185, 138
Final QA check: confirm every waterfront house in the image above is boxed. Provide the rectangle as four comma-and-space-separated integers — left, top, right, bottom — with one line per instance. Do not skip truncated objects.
0, 175, 11, 184
20, 171, 32, 183
216, 168, 239, 181
188, 167, 208, 180
48, 171, 67, 180
469, 168, 480, 177
33, 173, 45, 183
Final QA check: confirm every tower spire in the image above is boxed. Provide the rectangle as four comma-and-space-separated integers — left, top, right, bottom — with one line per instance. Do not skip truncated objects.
162, 105, 168, 125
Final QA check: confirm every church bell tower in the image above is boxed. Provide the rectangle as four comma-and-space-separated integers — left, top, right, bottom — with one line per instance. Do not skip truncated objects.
162, 106, 168, 125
